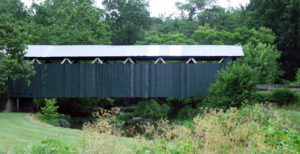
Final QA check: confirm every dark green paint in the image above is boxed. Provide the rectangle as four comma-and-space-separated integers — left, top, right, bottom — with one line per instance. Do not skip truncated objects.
8, 62, 228, 98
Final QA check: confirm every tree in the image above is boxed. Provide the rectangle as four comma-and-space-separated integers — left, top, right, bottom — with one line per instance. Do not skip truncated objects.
175, 0, 215, 20
245, 0, 300, 80
192, 25, 276, 46
0, 14, 35, 87
191, 25, 236, 45
239, 43, 282, 84
0, 0, 28, 20
198, 6, 243, 31
30, 0, 111, 45
102, 0, 151, 45
192, 25, 281, 84
136, 33, 196, 45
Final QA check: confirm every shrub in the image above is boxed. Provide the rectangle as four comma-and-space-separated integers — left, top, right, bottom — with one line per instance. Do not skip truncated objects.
134, 99, 170, 120
165, 98, 201, 118
270, 88, 297, 106
31, 139, 77, 154
174, 106, 197, 120
35, 98, 70, 127
40, 99, 60, 120
253, 91, 271, 103
209, 63, 258, 109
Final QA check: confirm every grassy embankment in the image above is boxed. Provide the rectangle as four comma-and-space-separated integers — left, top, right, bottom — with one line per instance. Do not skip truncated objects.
0, 113, 82, 152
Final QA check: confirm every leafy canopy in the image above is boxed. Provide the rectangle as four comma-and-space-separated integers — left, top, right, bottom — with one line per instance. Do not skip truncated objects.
0, 14, 34, 86
240, 43, 282, 84
31, 0, 111, 45
102, 0, 151, 45
136, 33, 196, 45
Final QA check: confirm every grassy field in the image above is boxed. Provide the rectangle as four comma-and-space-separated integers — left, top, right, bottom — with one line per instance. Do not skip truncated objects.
0, 113, 83, 152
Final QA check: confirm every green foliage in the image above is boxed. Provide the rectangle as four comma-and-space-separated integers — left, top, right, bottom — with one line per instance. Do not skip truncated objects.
192, 25, 281, 84
165, 97, 201, 119
32, 139, 77, 154
209, 63, 258, 109
40, 99, 60, 120
245, 0, 300, 79
136, 33, 196, 45
137, 104, 300, 153
36, 98, 70, 127
192, 24, 237, 45
240, 43, 282, 84
102, 0, 150, 45
175, 0, 215, 20
134, 99, 170, 120
174, 106, 197, 120
253, 91, 271, 103
192, 25, 276, 46
0, 14, 35, 86
270, 88, 297, 106
31, 0, 111, 45
198, 6, 244, 31
264, 121, 300, 153
0, 0, 28, 20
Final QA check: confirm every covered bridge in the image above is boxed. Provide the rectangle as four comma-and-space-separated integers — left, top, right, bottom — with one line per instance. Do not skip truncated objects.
8, 45, 244, 98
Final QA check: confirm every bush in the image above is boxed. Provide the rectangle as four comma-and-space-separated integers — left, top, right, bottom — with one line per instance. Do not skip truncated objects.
35, 98, 70, 127
165, 98, 201, 118
253, 91, 271, 103
32, 139, 77, 154
209, 63, 258, 109
40, 99, 60, 120
174, 106, 197, 120
270, 88, 297, 106
134, 99, 170, 120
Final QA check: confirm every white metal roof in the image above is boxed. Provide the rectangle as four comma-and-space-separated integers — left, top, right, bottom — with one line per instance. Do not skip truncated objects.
24, 45, 244, 58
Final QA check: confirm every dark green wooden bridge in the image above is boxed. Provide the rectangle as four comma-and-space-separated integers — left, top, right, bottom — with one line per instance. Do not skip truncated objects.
8, 45, 243, 98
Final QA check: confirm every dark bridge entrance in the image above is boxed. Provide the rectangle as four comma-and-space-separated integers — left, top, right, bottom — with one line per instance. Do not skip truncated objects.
7, 45, 244, 98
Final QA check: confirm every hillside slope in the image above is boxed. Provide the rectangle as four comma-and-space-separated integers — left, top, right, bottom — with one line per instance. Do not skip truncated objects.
0, 113, 82, 152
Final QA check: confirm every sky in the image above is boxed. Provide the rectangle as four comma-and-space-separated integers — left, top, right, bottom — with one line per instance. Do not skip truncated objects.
21, 0, 249, 17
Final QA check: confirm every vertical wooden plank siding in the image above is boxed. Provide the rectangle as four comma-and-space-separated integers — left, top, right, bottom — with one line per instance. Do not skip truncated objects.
8, 63, 227, 98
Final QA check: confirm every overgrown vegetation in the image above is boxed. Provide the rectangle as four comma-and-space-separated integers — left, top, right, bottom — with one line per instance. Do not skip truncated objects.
81, 104, 299, 153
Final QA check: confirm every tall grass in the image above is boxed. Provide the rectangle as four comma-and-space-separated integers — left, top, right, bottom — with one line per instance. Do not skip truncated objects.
80, 103, 299, 153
